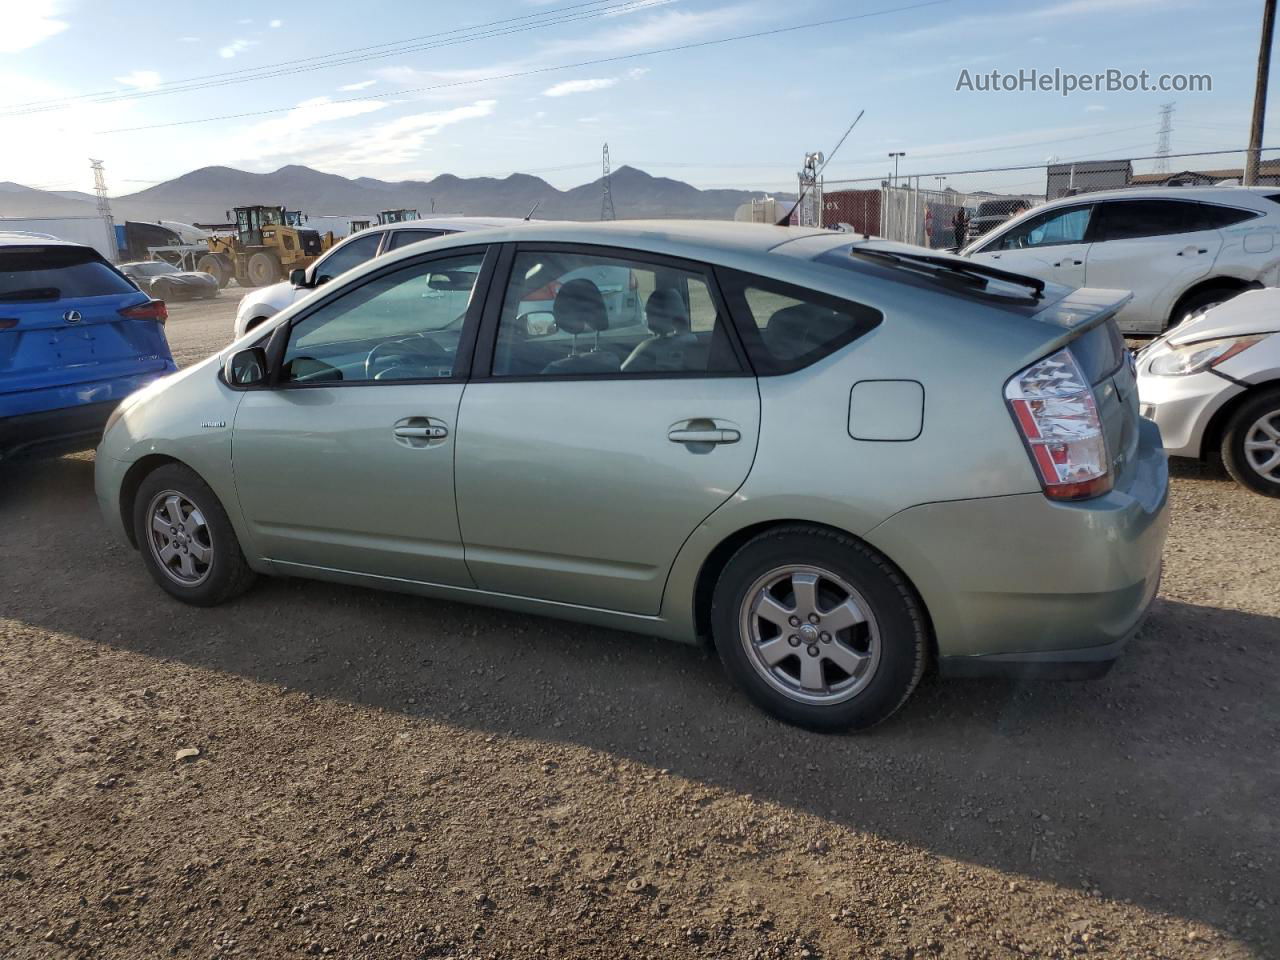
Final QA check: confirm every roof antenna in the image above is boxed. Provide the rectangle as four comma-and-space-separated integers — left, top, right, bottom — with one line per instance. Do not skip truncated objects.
524, 200, 541, 221
777, 109, 864, 227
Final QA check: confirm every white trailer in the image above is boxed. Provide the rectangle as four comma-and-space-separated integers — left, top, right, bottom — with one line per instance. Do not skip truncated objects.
0, 216, 117, 260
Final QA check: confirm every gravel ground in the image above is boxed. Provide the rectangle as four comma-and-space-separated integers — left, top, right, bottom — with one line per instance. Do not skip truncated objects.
0, 298, 1276, 959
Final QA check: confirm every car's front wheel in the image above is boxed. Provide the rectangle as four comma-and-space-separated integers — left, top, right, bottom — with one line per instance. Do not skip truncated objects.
1221, 388, 1280, 497
132, 464, 257, 605
711, 526, 927, 731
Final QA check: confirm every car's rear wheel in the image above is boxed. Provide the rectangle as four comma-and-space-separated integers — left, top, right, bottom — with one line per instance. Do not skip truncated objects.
710, 526, 927, 731
1221, 389, 1280, 497
132, 464, 257, 605
1171, 285, 1242, 328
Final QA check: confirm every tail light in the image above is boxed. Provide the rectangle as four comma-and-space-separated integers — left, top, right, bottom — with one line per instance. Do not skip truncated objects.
120, 300, 167, 325
1005, 348, 1111, 501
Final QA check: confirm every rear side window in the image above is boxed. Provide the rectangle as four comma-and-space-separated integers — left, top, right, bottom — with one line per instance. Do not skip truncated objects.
1184, 203, 1259, 230
386, 229, 448, 251
1089, 199, 1255, 241
716, 269, 882, 375
0, 247, 136, 301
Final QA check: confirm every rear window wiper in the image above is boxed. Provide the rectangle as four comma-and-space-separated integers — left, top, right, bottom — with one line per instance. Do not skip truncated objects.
849, 248, 1045, 299
0, 287, 60, 302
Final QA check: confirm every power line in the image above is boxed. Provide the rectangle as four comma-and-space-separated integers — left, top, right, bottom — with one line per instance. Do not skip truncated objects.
92, 0, 956, 135
1, 0, 667, 117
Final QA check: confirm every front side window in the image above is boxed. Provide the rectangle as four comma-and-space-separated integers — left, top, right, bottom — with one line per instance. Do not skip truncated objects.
716, 269, 881, 375
491, 250, 741, 377
281, 251, 485, 384
313, 232, 383, 284
989, 205, 1092, 251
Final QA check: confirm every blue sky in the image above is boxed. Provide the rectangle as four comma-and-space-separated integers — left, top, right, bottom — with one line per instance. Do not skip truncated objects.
2, 0, 1276, 201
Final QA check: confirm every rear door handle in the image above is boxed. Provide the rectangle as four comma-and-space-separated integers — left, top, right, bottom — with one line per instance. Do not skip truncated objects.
394, 425, 448, 439
1052, 259, 1083, 267
1176, 247, 1208, 256
668, 428, 740, 444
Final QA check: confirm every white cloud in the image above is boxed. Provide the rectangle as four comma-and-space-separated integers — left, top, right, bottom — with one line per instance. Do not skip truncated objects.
541, 6, 753, 57
338, 79, 377, 91
543, 77, 617, 97
269, 18, 283, 28
1, 0, 68, 53
627, 67, 651, 79
178, 36, 200, 42
336, 100, 498, 167
218, 38, 257, 59
237, 17, 252, 24
114, 70, 162, 91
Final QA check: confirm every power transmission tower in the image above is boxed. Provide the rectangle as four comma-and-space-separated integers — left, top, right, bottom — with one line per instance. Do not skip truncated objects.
600, 143, 616, 221
89, 158, 119, 261
1154, 102, 1175, 174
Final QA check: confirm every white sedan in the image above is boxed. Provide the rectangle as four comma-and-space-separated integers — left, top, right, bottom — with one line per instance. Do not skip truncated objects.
1137, 287, 1280, 496
233, 217, 526, 339
963, 186, 1280, 335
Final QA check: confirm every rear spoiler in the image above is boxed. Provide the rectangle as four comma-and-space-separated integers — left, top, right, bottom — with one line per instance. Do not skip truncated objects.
1033, 287, 1132, 333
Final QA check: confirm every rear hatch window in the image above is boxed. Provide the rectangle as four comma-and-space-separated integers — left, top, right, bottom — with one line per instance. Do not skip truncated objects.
0, 246, 137, 300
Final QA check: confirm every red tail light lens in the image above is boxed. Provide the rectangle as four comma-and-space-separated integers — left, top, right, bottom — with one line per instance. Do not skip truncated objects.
1005, 348, 1112, 501
524, 280, 562, 302
120, 300, 167, 325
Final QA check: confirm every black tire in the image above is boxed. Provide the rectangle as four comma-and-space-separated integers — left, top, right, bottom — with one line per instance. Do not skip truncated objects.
710, 525, 928, 732
1220, 388, 1280, 497
131, 463, 257, 605
1171, 285, 1243, 329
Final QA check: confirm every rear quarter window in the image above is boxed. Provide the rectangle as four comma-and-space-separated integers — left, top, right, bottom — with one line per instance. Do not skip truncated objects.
0, 247, 136, 300
716, 268, 882, 375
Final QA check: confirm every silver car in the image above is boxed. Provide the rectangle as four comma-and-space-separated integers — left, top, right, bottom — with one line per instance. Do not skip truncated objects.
95, 222, 1169, 730
1137, 287, 1280, 496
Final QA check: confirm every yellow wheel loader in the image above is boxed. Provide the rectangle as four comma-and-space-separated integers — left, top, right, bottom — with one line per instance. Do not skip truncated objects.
196, 206, 335, 289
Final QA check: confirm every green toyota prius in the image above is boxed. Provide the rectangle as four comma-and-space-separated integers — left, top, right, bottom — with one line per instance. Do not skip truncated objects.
95, 221, 1169, 731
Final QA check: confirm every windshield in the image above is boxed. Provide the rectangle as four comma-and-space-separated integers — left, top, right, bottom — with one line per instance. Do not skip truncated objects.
130, 262, 179, 277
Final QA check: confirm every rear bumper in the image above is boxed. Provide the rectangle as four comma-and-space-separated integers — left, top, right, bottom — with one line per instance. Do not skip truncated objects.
0, 368, 175, 462
865, 418, 1170, 668
0, 399, 119, 461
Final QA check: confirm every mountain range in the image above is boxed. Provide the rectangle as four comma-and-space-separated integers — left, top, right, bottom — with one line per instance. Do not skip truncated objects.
0, 164, 790, 226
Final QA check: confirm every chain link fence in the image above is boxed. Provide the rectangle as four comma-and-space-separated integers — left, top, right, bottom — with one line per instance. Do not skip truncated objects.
818, 147, 1280, 249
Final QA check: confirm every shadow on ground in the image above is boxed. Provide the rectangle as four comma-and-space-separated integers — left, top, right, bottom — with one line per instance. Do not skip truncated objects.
3, 455, 1276, 950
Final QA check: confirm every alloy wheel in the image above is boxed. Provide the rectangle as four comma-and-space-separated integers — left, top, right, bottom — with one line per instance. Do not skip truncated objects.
1243, 410, 1280, 484
738, 564, 881, 706
146, 490, 214, 586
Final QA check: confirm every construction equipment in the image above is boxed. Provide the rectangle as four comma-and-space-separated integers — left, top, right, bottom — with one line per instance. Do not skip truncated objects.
196, 205, 333, 288
377, 209, 420, 225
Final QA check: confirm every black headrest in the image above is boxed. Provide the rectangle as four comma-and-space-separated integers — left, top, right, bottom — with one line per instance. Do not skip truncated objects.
645, 288, 688, 335
553, 278, 608, 334
764, 303, 851, 361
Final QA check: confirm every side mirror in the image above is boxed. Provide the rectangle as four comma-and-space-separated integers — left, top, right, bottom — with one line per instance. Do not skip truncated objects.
224, 346, 268, 387
289, 268, 308, 287
521, 311, 557, 338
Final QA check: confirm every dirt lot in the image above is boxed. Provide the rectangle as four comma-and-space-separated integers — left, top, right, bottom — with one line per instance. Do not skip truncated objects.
1, 296, 1277, 959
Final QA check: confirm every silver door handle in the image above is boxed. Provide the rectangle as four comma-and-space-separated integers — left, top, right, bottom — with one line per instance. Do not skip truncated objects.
668, 428, 740, 444
394, 425, 448, 439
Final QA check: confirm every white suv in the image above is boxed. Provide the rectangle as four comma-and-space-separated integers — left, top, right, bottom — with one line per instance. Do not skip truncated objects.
233, 217, 526, 339
962, 186, 1280, 335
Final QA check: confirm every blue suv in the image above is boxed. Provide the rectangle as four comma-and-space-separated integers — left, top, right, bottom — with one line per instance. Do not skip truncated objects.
0, 237, 177, 463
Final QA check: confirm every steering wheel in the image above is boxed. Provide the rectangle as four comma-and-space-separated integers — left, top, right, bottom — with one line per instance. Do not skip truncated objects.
364, 334, 451, 380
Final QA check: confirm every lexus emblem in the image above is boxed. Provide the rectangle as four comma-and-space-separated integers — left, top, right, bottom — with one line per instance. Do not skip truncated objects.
63, 310, 82, 324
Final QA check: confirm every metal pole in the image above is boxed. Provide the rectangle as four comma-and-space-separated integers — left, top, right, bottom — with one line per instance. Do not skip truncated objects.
1245, 0, 1277, 185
